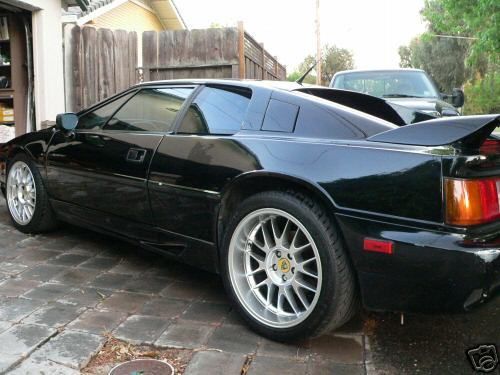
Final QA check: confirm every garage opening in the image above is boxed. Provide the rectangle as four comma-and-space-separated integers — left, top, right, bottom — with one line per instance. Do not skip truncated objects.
0, 2, 33, 143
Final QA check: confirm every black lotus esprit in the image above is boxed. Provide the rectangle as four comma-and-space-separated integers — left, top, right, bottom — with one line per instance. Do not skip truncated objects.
0, 80, 499, 341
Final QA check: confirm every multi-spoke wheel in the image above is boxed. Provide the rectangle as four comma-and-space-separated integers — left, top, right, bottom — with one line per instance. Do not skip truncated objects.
229, 208, 322, 328
7, 161, 37, 225
222, 191, 358, 341
5, 155, 57, 233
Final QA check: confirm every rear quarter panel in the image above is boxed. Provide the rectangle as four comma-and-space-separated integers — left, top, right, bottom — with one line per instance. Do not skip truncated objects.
245, 138, 443, 223
150, 134, 443, 245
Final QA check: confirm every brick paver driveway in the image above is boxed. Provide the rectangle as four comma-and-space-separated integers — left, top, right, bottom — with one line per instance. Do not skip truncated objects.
0, 197, 367, 374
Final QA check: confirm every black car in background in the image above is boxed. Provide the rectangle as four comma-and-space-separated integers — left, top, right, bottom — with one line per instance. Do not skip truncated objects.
330, 68, 465, 117
0, 80, 499, 341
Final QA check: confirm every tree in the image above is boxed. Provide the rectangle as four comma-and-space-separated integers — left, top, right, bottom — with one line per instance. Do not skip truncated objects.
321, 45, 355, 85
463, 72, 500, 114
287, 44, 354, 86
286, 70, 316, 84
414, 0, 498, 114
398, 36, 470, 92
398, 45, 413, 69
422, 0, 499, 65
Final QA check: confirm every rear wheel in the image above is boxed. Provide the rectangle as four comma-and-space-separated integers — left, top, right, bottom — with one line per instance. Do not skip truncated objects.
6, 155, 58, 233
221, 190, 358, 341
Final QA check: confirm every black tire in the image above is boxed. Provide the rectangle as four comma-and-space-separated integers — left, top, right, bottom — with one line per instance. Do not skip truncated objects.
220, 190, 358, 341
5, 154, 58, 234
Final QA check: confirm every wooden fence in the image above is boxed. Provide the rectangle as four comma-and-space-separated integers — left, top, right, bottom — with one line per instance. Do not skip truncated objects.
141, 27, 240, 81
243, 29, 286, 80
141, 22, 286, 82
64, 23, 286, 112
64, 25, 138, 112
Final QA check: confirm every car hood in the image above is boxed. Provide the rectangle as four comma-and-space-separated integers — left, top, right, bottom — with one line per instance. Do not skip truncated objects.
386, 97, 459, 116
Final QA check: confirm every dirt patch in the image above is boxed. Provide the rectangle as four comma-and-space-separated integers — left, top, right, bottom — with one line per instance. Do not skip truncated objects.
82, 336, 193, 375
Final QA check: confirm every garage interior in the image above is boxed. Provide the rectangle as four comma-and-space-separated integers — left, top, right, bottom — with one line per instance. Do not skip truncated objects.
0, 1, 33, 143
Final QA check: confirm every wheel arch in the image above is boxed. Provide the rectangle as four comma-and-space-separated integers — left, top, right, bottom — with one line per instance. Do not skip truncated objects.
217, 171, 340, 250
6, 145, 35, 167
217, 172, 362, 336
2, 146, 45, 198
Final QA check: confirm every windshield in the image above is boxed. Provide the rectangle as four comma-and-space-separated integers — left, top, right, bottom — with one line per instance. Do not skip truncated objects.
332, 71, 440, 99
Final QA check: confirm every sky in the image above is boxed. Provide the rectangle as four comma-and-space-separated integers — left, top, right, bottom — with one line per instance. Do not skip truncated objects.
175, 0, 428, 72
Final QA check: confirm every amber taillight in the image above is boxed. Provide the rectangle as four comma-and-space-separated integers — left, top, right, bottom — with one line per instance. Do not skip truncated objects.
445, 177, 500, 226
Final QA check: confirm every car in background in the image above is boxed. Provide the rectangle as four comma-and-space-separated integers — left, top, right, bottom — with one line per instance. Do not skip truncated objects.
330, 68, 464, 117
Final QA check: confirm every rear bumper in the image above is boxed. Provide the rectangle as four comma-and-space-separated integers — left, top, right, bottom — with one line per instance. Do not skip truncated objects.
336, 214, 500, 312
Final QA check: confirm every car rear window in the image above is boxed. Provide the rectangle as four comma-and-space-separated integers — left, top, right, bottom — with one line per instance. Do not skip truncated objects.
293, 90, 398, 138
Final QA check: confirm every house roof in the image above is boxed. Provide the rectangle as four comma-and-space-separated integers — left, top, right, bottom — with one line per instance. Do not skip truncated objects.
64, 0, 186, 30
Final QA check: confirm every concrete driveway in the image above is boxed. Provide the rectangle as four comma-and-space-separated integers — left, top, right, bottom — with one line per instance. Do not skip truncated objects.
0, 197, 366, 374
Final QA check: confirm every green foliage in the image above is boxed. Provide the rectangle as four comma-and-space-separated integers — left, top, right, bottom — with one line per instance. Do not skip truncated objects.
398, 45, 413, 69
399, 0, 499, 114
287, 44, 354, 86
286, 71, 316, 84
422, 0, 499, 65
463, 72, 500, 114
398, 36, 470, 92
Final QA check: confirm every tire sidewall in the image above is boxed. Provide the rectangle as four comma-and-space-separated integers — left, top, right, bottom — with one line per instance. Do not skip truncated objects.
220, 191, 341, 341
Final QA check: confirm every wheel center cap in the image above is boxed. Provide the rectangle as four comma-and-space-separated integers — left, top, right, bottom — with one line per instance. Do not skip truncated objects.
278, 258, 291, 273
265, 248, 295, 285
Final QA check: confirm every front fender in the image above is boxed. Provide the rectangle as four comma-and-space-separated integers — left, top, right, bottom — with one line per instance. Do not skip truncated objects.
0, 128, 56, 186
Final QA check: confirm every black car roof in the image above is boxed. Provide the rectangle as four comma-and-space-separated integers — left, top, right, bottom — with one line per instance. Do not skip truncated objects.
134, 79, 319, 92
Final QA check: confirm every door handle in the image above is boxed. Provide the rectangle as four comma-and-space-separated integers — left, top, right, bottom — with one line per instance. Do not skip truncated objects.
126, 148, 147, 163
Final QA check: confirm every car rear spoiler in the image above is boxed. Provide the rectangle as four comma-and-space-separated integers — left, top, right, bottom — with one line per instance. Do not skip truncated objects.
367, 114, 500, 150
295, 87, 437, 126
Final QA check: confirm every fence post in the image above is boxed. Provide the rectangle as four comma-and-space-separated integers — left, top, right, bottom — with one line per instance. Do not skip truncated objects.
142, 31, 158, 82
260, 43, 265, 80
274, 56, 278, 79
237, 21, 245, 79
63, 24, 79, 112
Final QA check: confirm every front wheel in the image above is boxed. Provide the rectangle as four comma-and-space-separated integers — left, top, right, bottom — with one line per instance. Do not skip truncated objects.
221, 191, 358, 341
6, 155, 58, 233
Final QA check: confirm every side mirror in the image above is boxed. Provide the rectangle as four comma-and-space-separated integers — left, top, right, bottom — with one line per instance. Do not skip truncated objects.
441, 108, 459, 117
56, 113, 78, 132
451, 88, 465, 108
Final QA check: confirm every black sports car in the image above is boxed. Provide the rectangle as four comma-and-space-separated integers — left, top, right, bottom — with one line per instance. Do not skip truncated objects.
0, 80, 499, 341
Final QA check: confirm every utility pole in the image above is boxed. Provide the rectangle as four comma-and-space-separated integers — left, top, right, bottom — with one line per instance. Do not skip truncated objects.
315, 0, 321, 85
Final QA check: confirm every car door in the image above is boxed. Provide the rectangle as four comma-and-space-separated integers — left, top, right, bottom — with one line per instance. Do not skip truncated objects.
46, 85, 195, 236
148, 85, 257, 262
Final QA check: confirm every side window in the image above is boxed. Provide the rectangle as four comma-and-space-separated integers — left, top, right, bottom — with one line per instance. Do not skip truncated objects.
104, 87, 194, 132
77, 91, 136, 130
262, 99, 299, 132
178, 86, 251, 135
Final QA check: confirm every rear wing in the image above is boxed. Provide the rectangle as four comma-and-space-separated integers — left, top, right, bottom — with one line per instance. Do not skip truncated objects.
367, 115, 500, 150
295, 87, 436, 126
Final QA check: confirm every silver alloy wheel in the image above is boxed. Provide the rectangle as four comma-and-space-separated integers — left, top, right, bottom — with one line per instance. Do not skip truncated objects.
228, 208, 323, 328
6, 161, 37, 225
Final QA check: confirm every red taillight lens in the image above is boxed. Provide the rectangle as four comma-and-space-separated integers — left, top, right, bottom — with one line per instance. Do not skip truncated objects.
445, 177, 500, 226
480, 139, 500, 155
